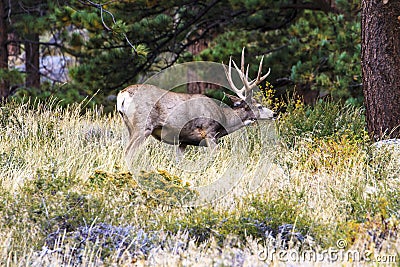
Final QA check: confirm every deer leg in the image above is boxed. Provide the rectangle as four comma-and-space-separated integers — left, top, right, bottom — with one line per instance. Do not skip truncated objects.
205, 137, 218, 153
125, 129, 152, 160
176, 144, 187, 161
125, 135, 144, 159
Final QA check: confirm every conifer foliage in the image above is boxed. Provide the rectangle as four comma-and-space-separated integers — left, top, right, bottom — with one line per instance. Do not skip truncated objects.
0, 1, 363, 109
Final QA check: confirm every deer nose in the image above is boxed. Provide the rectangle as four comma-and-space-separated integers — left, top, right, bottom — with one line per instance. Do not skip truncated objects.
273, 112, 279, 119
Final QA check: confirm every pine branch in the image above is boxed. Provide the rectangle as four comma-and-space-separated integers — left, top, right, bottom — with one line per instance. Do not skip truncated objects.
79, 0, 138, 54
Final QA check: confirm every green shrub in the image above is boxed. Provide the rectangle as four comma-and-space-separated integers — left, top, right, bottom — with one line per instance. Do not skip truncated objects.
277, 98, 369, 147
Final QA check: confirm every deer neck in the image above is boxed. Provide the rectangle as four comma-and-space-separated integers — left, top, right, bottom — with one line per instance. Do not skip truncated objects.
223, 106, 255, 133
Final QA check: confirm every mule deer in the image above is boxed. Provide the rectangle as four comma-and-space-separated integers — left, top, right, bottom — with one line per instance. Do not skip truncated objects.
117, 48, 275, 159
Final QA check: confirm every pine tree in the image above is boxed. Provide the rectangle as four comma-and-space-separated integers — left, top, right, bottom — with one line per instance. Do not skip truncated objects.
362, 0, 400, 139
0, 0, 9, 100
0, 0, 70, 96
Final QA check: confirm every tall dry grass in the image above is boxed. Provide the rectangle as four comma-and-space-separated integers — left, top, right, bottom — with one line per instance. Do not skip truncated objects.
0, 99, 398, 266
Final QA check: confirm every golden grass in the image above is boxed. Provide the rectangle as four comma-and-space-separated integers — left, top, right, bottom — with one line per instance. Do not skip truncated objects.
0, 99, 399, 266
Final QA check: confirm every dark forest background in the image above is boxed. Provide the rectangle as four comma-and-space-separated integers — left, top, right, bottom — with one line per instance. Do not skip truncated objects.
0, 0, 361, 107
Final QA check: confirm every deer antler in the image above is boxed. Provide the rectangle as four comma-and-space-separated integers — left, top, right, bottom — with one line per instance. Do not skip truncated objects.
223, 47, 271, 103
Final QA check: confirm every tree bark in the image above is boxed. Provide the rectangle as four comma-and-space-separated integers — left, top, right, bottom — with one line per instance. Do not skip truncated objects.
361, 0, 400, 140
187, 35, 208, 94
0, 0, 9, 100
186, 29, 220, 94
25, 33, 40, 88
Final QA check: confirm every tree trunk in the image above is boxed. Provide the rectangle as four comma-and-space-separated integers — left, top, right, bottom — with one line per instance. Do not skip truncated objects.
187, 36, 208, 94
0, 0, 9, 100
186, 30, 219, 94
361, 0, 400, 140
25, 33, 40, 88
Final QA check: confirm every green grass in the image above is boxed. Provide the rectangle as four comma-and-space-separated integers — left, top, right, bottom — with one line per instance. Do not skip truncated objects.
0, 99, 399, 266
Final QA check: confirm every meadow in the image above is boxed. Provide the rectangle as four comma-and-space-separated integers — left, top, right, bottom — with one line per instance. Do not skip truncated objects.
0, 99, 399, 266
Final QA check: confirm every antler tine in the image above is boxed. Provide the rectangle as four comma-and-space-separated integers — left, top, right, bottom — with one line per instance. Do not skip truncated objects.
223, 56, 245, 98
231, 58, 242, 78
241, 49, 254, 97
249, 56, 271, 88
230, 58, 246, 94
260, 68, 271, 82
245, 64, 249, 83
257, 55, 264, 82
241, 47, 245, 75
240, 48, 254, 99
